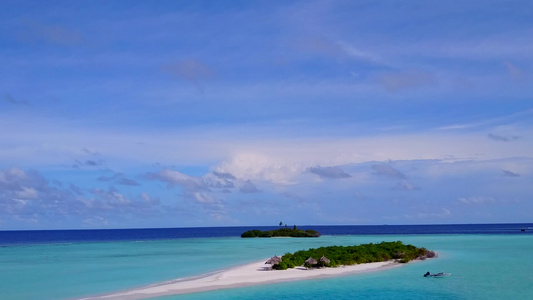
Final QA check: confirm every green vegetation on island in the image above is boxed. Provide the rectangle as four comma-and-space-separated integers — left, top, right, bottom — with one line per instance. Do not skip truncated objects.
241, 227, 321, 238
271, 241, 436, 270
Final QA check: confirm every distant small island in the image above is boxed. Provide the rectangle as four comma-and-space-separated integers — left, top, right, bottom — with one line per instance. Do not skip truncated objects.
241, 226, 321, 238
270, 241, 436, 270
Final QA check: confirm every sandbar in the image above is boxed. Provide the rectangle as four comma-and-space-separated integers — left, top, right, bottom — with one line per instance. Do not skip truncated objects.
78, 259, 403, 299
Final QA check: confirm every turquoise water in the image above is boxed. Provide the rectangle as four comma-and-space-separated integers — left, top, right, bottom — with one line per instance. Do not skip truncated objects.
1, 235, 532, 299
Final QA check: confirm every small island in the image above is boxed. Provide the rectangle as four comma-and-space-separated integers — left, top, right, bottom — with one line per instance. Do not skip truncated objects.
85, 241, 436, 298
269, 241, 436, 270
241, 226, 321, 238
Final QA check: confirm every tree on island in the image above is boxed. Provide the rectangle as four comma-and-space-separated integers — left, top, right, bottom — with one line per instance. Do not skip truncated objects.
271, 241, 435, 270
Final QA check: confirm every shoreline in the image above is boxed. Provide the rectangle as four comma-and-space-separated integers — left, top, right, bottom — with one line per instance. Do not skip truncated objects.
78, 259, 406, 300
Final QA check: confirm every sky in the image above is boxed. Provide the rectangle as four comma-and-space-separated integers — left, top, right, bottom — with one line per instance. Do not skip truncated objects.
1, 0, 532, 229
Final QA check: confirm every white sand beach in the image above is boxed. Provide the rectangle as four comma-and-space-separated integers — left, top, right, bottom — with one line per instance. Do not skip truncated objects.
79, 259, 403, 300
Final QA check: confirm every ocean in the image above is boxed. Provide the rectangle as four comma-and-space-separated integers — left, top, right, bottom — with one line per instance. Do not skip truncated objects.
1, 224, 532, 299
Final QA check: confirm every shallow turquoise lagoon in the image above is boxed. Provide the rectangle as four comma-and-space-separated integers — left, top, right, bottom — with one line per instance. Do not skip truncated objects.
1, 234, 531, 299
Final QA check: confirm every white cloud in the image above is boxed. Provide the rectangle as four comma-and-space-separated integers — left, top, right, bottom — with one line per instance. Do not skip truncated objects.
437, 109, 533, 131
309, 166, 351, 179
424, 158, 533, 179
141, 192, 159, 205
192, 192, 216, 204
239, 180, 260, 193
372, 165, 407, 179
0, 167, 162, 227
488, 133, 520, 142
152, 169, 208, 191
1, 111, 532, 190
92, 189, 132, 208
502, 170, 520, 177
83, 216, 109, 227
394, 180, 419, 191
338, 41, 381, 62
2, 0, 533, 229
458, 196, 496, 204
215, 152, 304, 184
14, 186, 39, 199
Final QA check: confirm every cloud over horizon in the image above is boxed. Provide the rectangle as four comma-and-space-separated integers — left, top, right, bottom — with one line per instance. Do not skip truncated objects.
0, 0, 532, 229
309, 166, 351, 179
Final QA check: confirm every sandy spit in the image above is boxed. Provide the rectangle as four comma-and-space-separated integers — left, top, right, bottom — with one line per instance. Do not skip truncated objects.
78, 259, 404, 299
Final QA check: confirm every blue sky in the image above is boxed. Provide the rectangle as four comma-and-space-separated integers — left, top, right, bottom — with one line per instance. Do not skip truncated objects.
1, 0, 532, 229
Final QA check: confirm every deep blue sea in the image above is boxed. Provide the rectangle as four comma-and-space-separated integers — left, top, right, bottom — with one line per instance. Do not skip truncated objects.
1, 224, 532, 299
